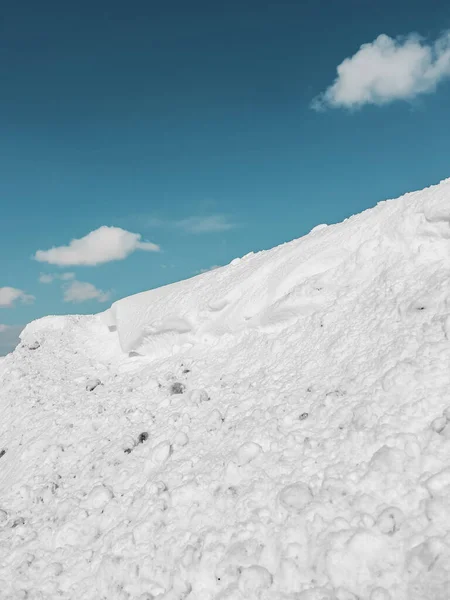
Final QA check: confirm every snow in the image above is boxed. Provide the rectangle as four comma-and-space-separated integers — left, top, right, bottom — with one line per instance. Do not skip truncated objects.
277, 483, 313, 513
0, 178, 450, 599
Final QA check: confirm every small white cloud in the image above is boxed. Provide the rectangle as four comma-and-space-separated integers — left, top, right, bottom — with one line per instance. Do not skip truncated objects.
141, 214, 237, 234
39, 272, 75, 283
34, 226, 160, 266
60, 272, 76, 281
63, 280, 111, 304
39, 273, 54, 284
176, 215, 235, 234
0, 287, 35, 308
313, 31, 450, 110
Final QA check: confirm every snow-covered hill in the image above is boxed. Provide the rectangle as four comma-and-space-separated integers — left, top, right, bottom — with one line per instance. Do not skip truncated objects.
1, 179, 450, 600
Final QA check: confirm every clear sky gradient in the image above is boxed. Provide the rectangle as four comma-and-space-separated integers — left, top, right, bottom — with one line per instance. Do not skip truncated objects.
2, 0, 450, 352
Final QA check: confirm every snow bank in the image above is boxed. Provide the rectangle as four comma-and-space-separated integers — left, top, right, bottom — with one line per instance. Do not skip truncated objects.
103, 179, 450, 357
0, 178, 449, 599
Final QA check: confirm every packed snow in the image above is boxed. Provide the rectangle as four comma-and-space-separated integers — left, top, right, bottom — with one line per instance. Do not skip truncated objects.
1, 179, 450, 599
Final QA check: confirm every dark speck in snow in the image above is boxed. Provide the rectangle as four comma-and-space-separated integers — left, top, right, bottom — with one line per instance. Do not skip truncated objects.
0, 449, 6, 458
86, 378, 102, 392
12, 517, 25, 528
299, 413, 309, 420
170, 382, 186, 395
138, 432, 149, 444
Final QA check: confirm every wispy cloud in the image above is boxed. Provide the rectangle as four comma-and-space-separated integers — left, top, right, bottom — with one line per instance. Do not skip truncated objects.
0, 324, 23, 355
175, 215, 235, 234
313, 31, 450, 110
0, 287, 35, 308
142, 213, 236, 234
39, 272, 75, 284
63, 280, 111, 304
34, 226, 160, 266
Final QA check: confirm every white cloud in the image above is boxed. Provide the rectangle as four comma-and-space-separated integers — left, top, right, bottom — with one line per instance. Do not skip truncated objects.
0, 287, 35, 308
176, 215, 235, 234
63, 280, 111, 304
39, 272, 75, 284
39, 274, 54, 284
60, 272, 76, 281
313, 31, 450, 109
0, 324, 23, 355
34, 226, 160, 266
142, 214, 236, 234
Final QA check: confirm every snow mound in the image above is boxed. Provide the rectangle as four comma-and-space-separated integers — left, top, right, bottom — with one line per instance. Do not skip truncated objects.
0, 179, 449, 599
103, 179, 450, 357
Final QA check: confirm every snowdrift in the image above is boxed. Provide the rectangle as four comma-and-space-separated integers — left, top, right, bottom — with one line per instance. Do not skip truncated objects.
103, 181, 449, 358
0, 179, 449, 600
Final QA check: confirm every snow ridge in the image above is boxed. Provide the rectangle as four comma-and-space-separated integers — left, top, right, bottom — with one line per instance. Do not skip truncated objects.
0, 179, 449, 599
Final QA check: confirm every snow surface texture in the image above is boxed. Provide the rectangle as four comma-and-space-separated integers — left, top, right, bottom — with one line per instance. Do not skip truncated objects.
1, 179, 450, 599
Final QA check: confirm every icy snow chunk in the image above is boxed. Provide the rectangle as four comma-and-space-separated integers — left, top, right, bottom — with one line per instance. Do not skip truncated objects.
423, 199, 450, 223
375, 506, 404, 535
425, 467, 450, 497
174, 431, 189, 447
278, 483, 313, 513
368, 446, 405, 473
189, 388, 210, 405
430, 416, 447, 434
86, 377, 102, 392
309, 223, 328, 234
238, 565, 273, 596
206, 409, 224, 432
84, 484, 113, 510
152, 441, 173, 464
235, 441, 262, 466
27, 340, 40, 350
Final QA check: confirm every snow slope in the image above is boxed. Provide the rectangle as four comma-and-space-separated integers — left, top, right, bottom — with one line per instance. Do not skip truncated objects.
1, 179, 450, 600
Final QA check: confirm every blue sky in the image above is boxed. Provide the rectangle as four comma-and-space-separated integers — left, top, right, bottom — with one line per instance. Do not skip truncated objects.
2, 0, 450, 353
